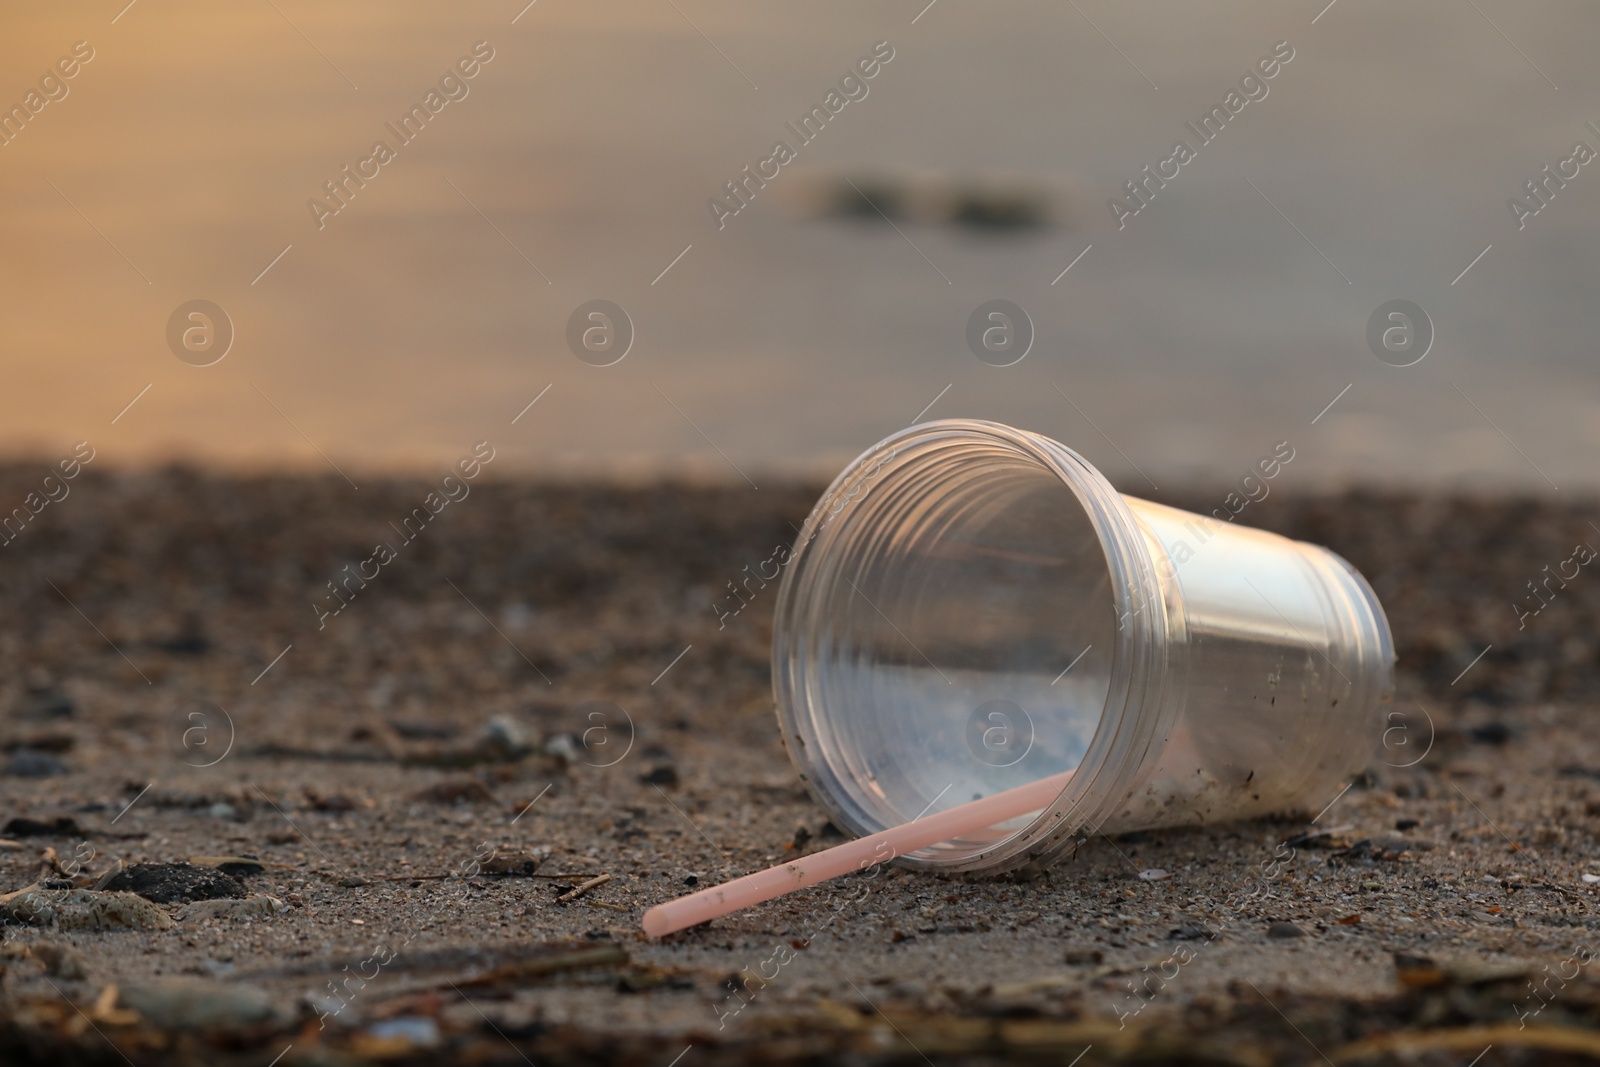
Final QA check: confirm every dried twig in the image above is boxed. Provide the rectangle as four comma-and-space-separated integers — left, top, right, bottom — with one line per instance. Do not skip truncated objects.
555, 873, 611, 904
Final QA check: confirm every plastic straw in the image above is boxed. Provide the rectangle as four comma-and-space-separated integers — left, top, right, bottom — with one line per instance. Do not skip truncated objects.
641, 770, 1075, 938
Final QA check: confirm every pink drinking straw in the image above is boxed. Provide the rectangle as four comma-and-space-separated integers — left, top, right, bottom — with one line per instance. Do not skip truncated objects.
641, 770, 1075, 938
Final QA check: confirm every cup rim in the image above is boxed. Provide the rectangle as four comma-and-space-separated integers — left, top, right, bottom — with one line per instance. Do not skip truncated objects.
772, 418, 1176, 874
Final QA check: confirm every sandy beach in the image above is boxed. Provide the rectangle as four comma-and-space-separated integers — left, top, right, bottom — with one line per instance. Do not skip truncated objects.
0, 467, 1594, 1064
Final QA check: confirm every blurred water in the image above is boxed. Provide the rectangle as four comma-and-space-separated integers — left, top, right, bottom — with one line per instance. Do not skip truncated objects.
1, 1, 1597, 489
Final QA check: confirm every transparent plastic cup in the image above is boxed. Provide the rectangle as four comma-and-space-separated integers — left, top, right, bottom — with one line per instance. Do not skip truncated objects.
771, 419, 1394, 877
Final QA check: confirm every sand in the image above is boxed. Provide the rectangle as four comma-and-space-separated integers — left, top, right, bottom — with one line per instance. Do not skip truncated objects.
0, 467, 1597, 1065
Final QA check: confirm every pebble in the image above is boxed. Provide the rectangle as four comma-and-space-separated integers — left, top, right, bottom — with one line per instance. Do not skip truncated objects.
1138, 868, 1169, 881
1267, 922, 1306, 939
543, 733, 583, 765
4, 751, 66, 778
482, 849, 542, 876
640, 765, 680, 787
484, 715, 532, 756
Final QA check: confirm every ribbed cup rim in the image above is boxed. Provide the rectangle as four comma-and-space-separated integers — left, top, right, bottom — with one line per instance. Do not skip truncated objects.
772, 419, 1179, 874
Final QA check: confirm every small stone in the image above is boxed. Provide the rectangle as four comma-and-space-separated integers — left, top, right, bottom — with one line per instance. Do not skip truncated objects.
640, 765, 679, 787
1582, 874, 1600, 885
683, 874, 699, 886
1064, 947, 1103, 965
483, 715, 531, 756
542, 733, 582, 765
481, 850, 541, 876
5, 751, 66, 778
1169, 924, 1214, 941
1138, 868, 1169, 881
1395, 818, 1420, 831
207, 802, 236, 820
1267, 921, 1306, 939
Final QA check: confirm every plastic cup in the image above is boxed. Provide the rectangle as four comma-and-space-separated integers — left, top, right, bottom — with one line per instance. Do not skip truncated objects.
771, 419, 1394, 877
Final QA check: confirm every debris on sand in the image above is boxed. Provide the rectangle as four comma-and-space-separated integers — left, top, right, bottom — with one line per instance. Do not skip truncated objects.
481, 849, 542, 876
3, 888, 175, 931
177, 895, 289, 922
102, 863, 247, 904
555, 873, 611, 904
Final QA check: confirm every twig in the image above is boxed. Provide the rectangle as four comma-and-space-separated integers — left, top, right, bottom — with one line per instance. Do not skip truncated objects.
556, 873, 611, 903
376, 870, 593, 883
